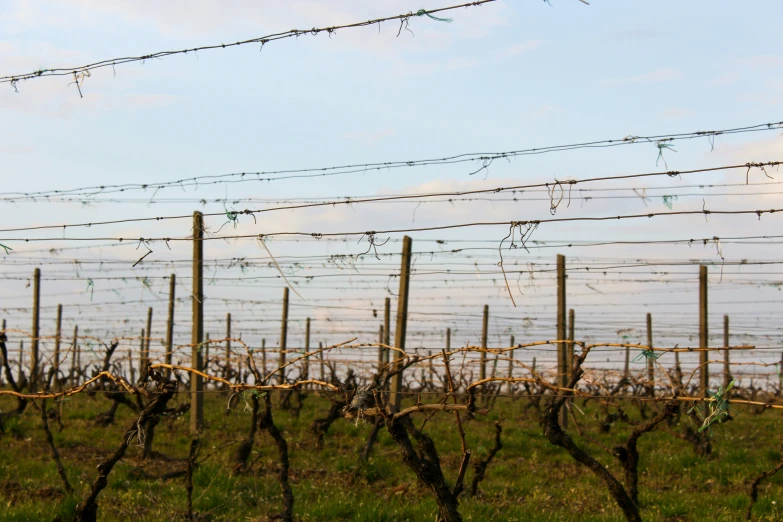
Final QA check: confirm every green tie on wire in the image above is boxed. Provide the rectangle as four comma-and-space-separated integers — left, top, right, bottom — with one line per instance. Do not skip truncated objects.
416, 9, 453, 23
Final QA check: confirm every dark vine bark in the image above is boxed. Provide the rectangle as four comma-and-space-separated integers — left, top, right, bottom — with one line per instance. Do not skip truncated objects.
359, 417, 383, 462
231, 393, 260, 475
539, 349, 642, 522
75, 376, 177, 522
41, 395, 74, 495
612, 401, 678, 504
469, 421, 502, 496
258, 393, 294, 522
746, 457, 783, 520
0, 330, 27, 416
310, 399, 346, 449
185, 438, 200, 521
385, 414, 464, 522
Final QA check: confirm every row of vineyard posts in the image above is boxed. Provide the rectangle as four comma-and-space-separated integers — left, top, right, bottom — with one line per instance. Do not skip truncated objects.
2, 211, 778, 522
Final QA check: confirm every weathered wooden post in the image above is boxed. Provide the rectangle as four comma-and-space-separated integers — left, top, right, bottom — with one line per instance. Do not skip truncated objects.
0, 319, 5, 387
225, 312, 232, 381
390, 236, 412, 409
304, 317, 311, 382
144, 307, 153, 371
723, 315, 732, 388
70, 325, 78, 387
190, 211, 205, 435
624, 344, 630, 381
567, 309, 575, 380
557, 254, 568, 427
646, 313, 654, 396
377, 323, 385, 374
480, 304, 489, 384
139, 328, 146, 381
383, 297, 391, 366
165, 274, 175, 380
507, 334, 515, 394
318, 341, 325, 382
53, 304, 62, 389
261, 338, 267, 376
31, 267, 40, 388
699, 265, 709, 396
129, 348, 135, 383
279, 287, 289, 385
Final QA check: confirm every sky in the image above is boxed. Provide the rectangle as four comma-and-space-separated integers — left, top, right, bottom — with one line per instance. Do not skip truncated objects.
0, 0, 782, 385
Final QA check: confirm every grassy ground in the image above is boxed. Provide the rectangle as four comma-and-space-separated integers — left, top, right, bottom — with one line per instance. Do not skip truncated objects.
0, 389, 781, 521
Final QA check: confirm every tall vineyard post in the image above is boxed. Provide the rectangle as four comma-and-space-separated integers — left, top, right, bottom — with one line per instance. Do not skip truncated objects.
190, 210, 205, 434
225, 312, 232, 381
699, 265, 709, 396
507, 334, 515, 394
390, 235, 412, 409
165, 274, 175, 381
724, 315, 731, 388
647, 313, 654, 395
144, 307, 153, 378
30, 267, 40, 389
383, 296, 391, 391
70, 325, 78, 387
480, 304, 489, 386
304, 317, 310, 383
557, 254, 567, 428
54, 304, 62, 390
279, 287, 289, 386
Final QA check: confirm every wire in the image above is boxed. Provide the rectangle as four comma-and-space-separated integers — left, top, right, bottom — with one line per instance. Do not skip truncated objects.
0, 122, 780, 199
1, 1, 497, 85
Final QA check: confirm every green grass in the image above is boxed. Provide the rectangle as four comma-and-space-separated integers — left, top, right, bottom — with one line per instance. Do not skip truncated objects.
1, 392, 782, 521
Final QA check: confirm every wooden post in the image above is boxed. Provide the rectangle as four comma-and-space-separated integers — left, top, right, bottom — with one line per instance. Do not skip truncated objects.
507, 334, 515, 394
0, 319, 4, 387
624, 345, 630, 380
261, 338, 267, 376
139, 328, 146, 381
723, 315, 731, 388
377, 323, 385, 374
190, 211, 205, 435
318, 341, 325, 382
165, 274, 175, 380
236, 335, 243, 384
446, 328, 451, 352
390, 236, 412, 409
144, 307, 153, 371
480, 304, 489, 383
674, 350, 682, 387
129, 348, 135, 383
699, 265, 709, 396
31, 267, 41, 387
278, 287, 289, 385
567, 309, 575, 380
225, 312, 232, 380
304, 317, 311, 382
53, 304, 62, 388
70, 325, 78, 387
646, 313, 654, 396
556, 254, 567, 427
384, 297, 391, 365
75, 325, 80, 373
